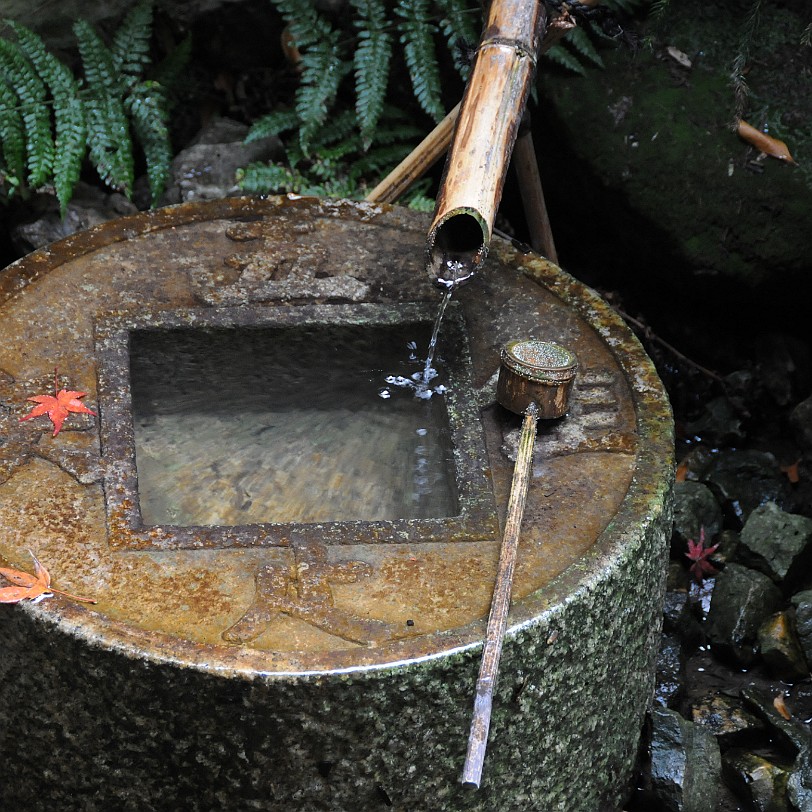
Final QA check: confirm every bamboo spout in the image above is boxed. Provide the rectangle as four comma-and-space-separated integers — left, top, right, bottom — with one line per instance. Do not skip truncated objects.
426, 0, 547, 287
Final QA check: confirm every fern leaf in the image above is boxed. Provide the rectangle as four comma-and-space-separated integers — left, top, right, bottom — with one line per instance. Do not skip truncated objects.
126, 81, 171, 204
297, 43, 351, 150
0, 39, 53, 188
350, 0, 392, 148
271, 0, 351, 151
397, 0, 445, 122
543, 44, 588, 76
74, 19, 124, 96
565, 26, 605, 69
245, 108, 301, 142
435, 0, 480, 79
83, 94, 134, 194
75, 19, 134, 193
111, 0, 154, 80
151, 33, 192, 102
0, 78, 25, 194
237, 161, 300, 194
8, 22, 86, 212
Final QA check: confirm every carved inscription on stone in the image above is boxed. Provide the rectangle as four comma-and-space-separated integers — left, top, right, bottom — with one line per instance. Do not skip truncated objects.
191, 219, 370, 305
223, 540, 398, 646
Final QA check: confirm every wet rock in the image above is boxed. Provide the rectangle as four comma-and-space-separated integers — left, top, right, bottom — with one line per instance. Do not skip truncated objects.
672, 481, 723, 549
655, 632, 686, 708
691, 693, 766, 746
790, 591, 812, 667
162, 117, 282, 205
705, 563, 781, 666
788, 746, 812, 812
683, 397, 745, 447
663, 588, 702, 648
738, 502, 812, 588
701, 450, 792, 528
741, 688, 812, 811
790, 394, 812, 457
722, 750, 790, 812
757, 611, 809, 683
714, 530, 740, 566
755, 334, 811, 409
650, 706, 721, 812
9, 182, 137, 254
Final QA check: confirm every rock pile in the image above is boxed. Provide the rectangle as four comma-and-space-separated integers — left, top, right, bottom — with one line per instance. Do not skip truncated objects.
631, 467, 812, 810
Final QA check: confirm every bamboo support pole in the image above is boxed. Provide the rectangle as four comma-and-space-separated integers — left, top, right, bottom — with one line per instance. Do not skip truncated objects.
513, 126, 558, 262
366, 103, 460, 205
426, 0, 547, 285
462, 402, 539, 789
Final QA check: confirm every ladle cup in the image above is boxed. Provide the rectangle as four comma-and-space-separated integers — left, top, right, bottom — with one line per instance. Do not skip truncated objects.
463, 339, 578, 789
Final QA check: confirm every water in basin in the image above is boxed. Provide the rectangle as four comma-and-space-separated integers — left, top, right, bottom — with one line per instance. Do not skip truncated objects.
129, 323, 458, 526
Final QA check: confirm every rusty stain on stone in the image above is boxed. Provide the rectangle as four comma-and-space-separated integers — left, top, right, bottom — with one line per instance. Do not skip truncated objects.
0, 196, 673, 675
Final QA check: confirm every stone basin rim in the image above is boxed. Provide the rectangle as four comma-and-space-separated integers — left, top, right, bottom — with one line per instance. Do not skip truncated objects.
2, 195, 674, 679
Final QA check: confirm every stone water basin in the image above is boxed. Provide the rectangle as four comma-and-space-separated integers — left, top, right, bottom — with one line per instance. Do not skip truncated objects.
0, 196, 673, 810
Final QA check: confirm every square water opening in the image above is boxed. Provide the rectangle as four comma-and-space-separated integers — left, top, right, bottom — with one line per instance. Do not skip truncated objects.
96, 304, 497, 551
129, 322, 458, 526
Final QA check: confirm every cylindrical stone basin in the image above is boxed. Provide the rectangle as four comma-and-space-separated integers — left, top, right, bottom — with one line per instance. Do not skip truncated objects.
0, 197, 673, 810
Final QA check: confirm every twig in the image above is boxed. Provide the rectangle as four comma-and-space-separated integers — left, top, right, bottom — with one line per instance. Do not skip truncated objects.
614, 308, 724, 383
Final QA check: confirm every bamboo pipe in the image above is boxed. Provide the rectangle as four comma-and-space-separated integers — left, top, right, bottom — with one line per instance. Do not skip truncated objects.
365, 8, 586, 208
426, 0, 547, 286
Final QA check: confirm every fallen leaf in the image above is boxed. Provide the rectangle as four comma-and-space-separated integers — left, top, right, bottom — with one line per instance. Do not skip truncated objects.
675, 460, 689, 482
19, 369, 96, 436
0, 552, 96, 604
781, 459, 801, 484
685, 527, 720, 582
666, 45, 692, 69
774, 693, 792, 720
737, 120, 797, 164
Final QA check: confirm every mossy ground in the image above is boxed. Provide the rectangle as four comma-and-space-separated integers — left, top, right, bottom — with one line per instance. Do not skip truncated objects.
532, 0, 812, 343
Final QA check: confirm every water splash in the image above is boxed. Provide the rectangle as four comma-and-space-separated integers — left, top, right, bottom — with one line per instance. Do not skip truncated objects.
379, 288, 454, 401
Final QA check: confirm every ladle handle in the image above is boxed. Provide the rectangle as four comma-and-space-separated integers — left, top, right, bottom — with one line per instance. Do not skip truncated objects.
462, 403, 539, 789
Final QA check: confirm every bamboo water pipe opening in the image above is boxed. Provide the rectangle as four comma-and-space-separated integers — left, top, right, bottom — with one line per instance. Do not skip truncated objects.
427, 209, 488, 288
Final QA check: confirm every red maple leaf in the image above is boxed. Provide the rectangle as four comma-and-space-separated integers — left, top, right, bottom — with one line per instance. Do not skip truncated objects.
0, 552, 96, 604
685, 527, 720, 582
19, 369, 96, 436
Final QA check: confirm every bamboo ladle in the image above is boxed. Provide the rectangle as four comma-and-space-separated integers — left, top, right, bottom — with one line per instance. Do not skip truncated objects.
463, 339, 577, 789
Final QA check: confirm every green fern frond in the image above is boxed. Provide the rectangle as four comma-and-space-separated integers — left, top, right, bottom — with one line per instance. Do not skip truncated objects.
435, 0, 480, 79
75, 18, 134, 193
566, 26, 605, 69
647, 0, 671, 21
0, 38, 53, 188
730, 0, 762, 120
126, 81, 171, 204
237, 161, 301, 194
397, 0, 445, 122
0, 78, 25, 194
271, 0, 351, 151
8, 22, 86, 212
111, 0, 154, 80
351, 0, 392, 148
74, 19, 124, 96
246, 108, 301, 143
544, 43, 588, 76
83, 94, 134, 193
151, 33, 192, 96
